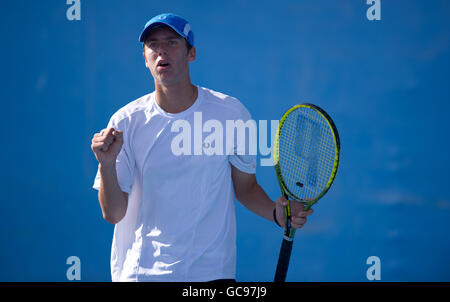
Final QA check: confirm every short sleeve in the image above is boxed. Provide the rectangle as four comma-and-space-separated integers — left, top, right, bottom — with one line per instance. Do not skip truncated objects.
227, 102, 257, 174
92, 115, 135, 194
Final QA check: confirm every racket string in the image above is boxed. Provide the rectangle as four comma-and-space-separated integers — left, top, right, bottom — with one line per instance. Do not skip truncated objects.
278, 107, 336, 201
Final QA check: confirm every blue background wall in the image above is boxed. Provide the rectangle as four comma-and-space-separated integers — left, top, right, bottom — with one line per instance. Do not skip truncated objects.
1, 0, 449, 281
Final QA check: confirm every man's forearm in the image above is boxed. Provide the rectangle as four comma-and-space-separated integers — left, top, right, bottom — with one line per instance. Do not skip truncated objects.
236, 182, 276, 223
98, 163, 128, 224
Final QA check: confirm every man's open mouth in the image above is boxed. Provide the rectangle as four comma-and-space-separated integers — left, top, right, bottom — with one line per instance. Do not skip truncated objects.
157, 60, 170, 68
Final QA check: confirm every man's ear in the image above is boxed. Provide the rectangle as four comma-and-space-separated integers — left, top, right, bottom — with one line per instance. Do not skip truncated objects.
143, 49, 149, 68
188, 46, 196, 63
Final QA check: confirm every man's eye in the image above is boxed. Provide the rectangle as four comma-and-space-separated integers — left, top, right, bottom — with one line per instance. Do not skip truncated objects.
168, 40, 178, 46
148, 42, 158, 48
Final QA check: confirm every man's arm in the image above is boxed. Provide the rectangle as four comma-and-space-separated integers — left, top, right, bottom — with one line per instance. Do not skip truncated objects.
231, 165, 313, 229
91, 127, 129, 224
231, 165, 277, 222
98, 163, 129, 224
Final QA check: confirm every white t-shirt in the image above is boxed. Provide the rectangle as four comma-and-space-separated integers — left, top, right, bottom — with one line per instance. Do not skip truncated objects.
93, 86, 256, 282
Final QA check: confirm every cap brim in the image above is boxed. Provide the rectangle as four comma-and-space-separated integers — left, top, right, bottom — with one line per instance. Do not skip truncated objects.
139, 22, 184, 43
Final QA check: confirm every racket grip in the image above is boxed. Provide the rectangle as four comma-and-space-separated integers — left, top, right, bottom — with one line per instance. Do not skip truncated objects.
274, 238, 294, 282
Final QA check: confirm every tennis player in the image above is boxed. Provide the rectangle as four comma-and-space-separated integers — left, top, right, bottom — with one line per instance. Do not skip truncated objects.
91, 13, 313, 282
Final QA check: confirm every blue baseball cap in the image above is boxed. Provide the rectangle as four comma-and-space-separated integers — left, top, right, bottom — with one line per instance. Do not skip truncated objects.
139, 13, 194, 47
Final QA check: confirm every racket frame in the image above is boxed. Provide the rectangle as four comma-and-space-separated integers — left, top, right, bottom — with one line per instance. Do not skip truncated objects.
273, 103, 340, 281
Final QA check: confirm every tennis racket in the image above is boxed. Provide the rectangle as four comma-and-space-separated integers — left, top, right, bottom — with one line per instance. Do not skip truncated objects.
273, 103, 340, 282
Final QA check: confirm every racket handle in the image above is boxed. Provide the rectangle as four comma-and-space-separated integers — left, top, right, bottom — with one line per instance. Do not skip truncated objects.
274, 237, 294, 282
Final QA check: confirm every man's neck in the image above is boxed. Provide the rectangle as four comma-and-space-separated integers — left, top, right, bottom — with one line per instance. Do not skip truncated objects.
155, 81, 198, 114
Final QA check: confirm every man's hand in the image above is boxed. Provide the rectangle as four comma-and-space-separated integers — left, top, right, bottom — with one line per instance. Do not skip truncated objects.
91, 128, 123, 165
275, 196, 314, 229
91, 127, 128, 224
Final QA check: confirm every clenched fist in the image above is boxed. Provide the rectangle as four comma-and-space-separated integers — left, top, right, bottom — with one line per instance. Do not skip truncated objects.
91, 128, 124, 166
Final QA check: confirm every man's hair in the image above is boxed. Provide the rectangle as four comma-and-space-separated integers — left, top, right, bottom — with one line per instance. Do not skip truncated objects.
185, 39, 193, 53
143, 26, 193, 54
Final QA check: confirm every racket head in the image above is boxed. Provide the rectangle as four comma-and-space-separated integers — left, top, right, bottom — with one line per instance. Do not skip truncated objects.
274, 103, 340, 209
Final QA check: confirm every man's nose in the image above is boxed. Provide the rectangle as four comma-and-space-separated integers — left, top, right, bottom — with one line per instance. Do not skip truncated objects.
157, 43, 168, 55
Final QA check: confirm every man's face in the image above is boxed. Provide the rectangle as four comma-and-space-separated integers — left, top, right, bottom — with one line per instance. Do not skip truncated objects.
143, 26, 196, 86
